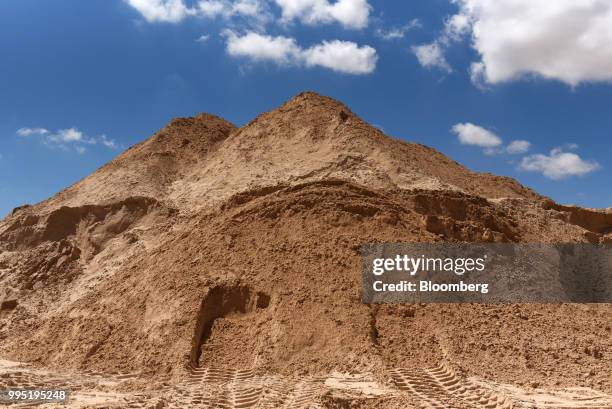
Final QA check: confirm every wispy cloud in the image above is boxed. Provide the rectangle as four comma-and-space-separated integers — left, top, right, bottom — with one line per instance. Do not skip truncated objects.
411, 13, 471, 73
505, 140, 531, 155
375, 19, 420, 41
17, 127, 118, 154
47, 127, 84, 143
412, 42, 451, 72
125, 0, 273, 28
17, 127, 50, 137
125, 0, 372, 29
99, 135, 118, 149
199, 0, 272, 27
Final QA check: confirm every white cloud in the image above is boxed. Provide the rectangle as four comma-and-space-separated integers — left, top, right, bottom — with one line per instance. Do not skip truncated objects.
16, 127, 118, 153
275, 0, 371, 29
412, 42, 451, 72
451, 122, 502, 148
411, 12, 471, 72
198, 0, 225, 17
452, 0, 612, 86
375, 19, 421, 40
231, 0, 264, 17
452, 123, 535, 155
224, 31, 301, 64
450, 123, 599, 180
17, 127, 49, 137
469, 61, 487, 88
505, 140, 531, 154
125, 0, 195, 23
443, 12, 471, 41
302, 40, 377, 74
126, 0, 270, 25
126, 0, 371, 28
198, 0, 271, 24
224, 31, 377, 74
100, 135, 119, 149
520, 147, 600, 179
375, 28, 404, 41
50, 128, 83, 142
196, 34, 211, 42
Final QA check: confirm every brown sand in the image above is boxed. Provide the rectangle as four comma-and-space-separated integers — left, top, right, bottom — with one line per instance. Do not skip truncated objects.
0, 92, 610, 408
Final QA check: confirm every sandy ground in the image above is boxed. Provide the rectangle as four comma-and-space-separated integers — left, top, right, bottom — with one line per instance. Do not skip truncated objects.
1, 359, 611, 408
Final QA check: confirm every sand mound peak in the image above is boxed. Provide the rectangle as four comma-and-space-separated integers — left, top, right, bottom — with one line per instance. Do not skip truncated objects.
15, 92, 541, 216
157, 113, 235, 146
282, 91, 353, 112
35, 113, 236, 212
167, 92, 542, 209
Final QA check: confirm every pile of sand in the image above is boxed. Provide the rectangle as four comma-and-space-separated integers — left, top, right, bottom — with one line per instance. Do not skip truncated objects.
0, 93, 610, 403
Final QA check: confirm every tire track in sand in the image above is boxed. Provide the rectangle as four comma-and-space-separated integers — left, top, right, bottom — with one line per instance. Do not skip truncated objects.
390, 364, 514, 409
182, 365, 325, 408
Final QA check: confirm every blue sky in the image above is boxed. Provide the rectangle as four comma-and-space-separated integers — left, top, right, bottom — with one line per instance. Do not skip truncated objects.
1, 0, 611, 217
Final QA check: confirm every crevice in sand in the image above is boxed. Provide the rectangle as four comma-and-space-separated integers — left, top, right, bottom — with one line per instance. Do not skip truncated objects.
189, 283, 270, 368
368, 305, 380, 347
